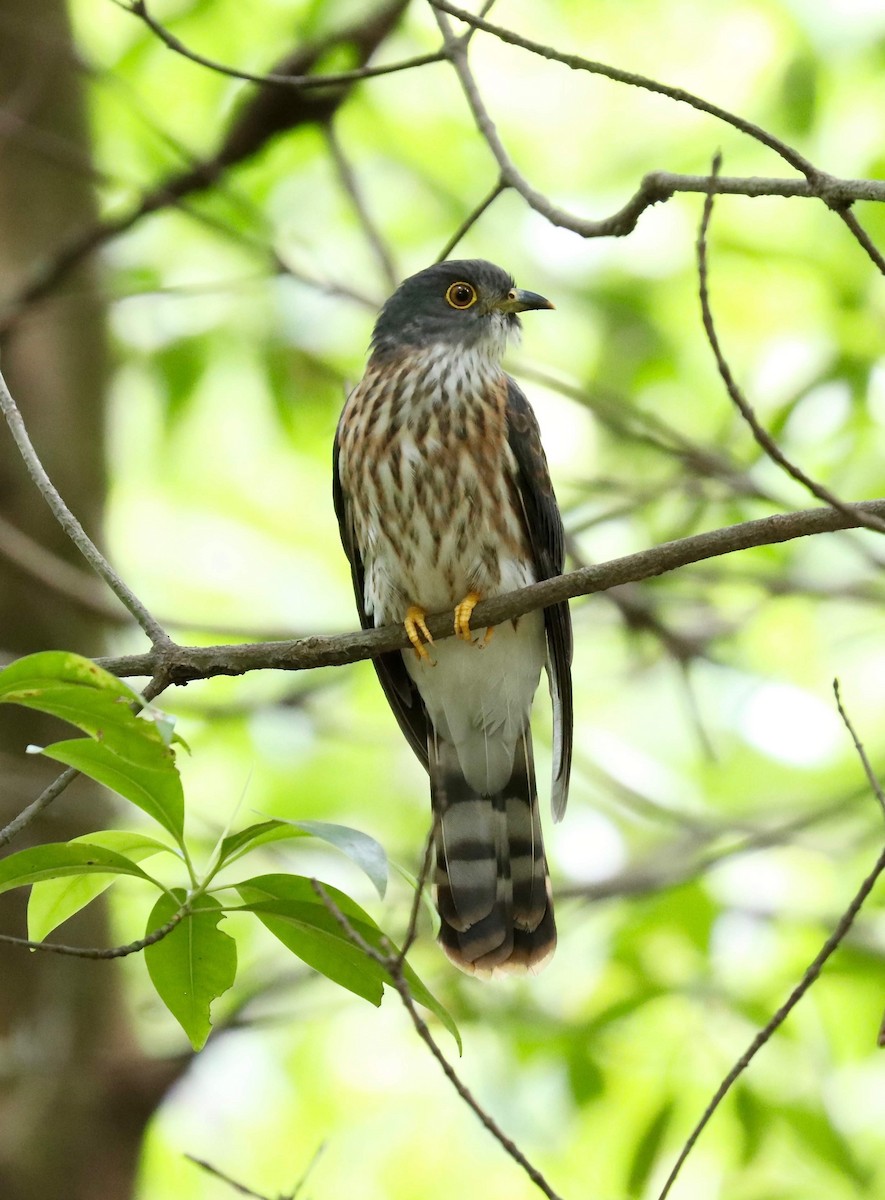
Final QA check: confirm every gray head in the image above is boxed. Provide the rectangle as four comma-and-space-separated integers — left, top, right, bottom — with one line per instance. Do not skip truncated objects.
370, 259, 553, 360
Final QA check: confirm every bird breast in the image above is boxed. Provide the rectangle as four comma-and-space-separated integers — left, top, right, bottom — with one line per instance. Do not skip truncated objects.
338, 345, 537, 624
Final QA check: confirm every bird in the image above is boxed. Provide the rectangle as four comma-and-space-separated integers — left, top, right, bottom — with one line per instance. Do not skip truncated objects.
333, 259, 572, 976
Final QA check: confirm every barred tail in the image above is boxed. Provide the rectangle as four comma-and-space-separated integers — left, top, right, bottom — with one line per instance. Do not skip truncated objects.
429, 729, 556, 976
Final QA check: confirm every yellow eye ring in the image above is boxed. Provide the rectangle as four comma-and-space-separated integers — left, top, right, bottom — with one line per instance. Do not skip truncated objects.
445, 281, 477, 310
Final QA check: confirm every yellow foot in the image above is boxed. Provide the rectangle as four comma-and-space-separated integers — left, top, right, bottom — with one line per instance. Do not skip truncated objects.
453, 591, 492, 645
405, 605, 434, 662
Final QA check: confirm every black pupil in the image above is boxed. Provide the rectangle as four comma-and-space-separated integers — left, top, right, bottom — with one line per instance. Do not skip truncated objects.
453, 285, 472, 305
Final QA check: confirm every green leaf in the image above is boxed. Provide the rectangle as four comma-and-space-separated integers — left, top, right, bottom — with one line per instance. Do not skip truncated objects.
28, 831, 175, 942
627, 1099, 675, 1196
217, 819, 388, 898
144, 890, 237, 1051
0, 842, 155, 897
0, 650, 135, 706
780, 1103, 871, 1186
42, 737, 184, 841
236, 874, 459, 1051
285, 820, 388, 898
217, 819, 310, 867
0, 652, 185, 839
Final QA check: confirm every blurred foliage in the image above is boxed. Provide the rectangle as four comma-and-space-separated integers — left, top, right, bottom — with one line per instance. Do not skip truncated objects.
11, 0, 885, 1195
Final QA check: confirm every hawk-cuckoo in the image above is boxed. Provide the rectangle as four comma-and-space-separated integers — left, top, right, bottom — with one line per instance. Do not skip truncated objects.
333, 259, 573, 975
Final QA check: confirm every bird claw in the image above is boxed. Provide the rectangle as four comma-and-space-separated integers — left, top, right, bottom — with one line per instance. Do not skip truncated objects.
454, 592, 491, 646
405, 605, 435, 663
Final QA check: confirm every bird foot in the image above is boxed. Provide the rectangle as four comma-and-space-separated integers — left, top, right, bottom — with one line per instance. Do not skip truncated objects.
454, 592, 492, 646
405, 605, 435, 663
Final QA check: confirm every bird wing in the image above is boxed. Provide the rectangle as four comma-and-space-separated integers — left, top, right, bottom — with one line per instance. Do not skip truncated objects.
504, 375, 574, 821
332, 418, 431, 772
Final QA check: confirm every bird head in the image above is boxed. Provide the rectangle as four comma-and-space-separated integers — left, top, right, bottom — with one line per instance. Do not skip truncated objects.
370, 259, 553, 362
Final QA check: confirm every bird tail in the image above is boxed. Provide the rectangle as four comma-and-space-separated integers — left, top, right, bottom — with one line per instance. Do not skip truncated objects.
429, 729, 556, 976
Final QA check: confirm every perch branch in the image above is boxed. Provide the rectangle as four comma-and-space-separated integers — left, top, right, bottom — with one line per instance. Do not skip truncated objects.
87, 499, 885, 684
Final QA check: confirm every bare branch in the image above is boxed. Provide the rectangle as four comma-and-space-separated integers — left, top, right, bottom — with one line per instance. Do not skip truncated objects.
696, 154, 885, 536
310, 879, 565, 1200
395, 828, 435, 969
657, 692, 885, 1199
0, 365, 171, 645
0, 0, 410, 332
0, 513, 134, 624
833, 679, 885, 819
836, 206, 885, 276
431, 1, 815, 177
430, 1, 885, 272
124, 0, 441, 92
88, 500, 885, 685
184, 1156, 271, 1200
435, 177, 508, 260
0, 908, 185, 959
0, 766, 80, 848
325, 124, 398, 289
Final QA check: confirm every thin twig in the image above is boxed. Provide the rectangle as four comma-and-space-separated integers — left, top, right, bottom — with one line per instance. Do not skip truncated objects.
0, 766, 80, 847
0, 366, 171, 645
325, 124, 398, 288
431, 1, 814, 177
696, 154, 885, 536
87, 499, 885, 684
833, 679, 885, 818
0, 909, 185, 958
436, 177, 508, 260
310, 879, 564, 1200
395, 828, 435, 968
124, 0, 442, 92
184, 1140, 325, 1200
185, 1157, 270, 1199
657, 693, 885, 1199
429, 1, 885, 273
836, 207, 885, 276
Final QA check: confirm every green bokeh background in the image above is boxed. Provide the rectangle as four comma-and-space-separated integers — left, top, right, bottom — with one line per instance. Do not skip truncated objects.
41, 0, 885, 1194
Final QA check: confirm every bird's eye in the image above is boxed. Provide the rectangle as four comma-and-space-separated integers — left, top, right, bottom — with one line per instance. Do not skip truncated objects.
445, 281, 477, 310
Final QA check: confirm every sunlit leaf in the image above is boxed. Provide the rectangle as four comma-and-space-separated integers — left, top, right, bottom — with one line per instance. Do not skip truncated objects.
236, 873, 459, 1050
42, 737, 185, 840
0, 652, 185, 838
284, 819, 388, 898
28, 831, 176, 942
0, 843, 155, 897
217, 819, 310, 867
217, 818, 387, 898
144, 890, 237, 1051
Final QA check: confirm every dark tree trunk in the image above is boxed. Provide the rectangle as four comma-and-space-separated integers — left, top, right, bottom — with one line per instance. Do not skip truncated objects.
0, 5, 178, 1196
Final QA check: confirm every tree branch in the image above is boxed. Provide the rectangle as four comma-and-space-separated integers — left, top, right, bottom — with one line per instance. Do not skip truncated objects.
435, 176, 508, 260
86, 500, 885, 684
430, 1, 885, 271
0, 908, 185, 959
311, 879, 564, 1200
657, 690, 885, 1199
696, 155, 885, 535
0, 364, 171, 646
123, 0, 440, 92
0, 0, 410, 333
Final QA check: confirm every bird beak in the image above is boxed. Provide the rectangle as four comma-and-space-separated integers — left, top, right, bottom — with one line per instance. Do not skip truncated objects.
496, 287, 555, 314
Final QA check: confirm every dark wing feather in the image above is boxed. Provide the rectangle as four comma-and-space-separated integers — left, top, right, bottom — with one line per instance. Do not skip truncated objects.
332, 419, 431, 772
504, 376, 573, 821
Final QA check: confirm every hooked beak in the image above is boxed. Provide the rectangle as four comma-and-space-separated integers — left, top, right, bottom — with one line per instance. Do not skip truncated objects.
496, 287, 555, 314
